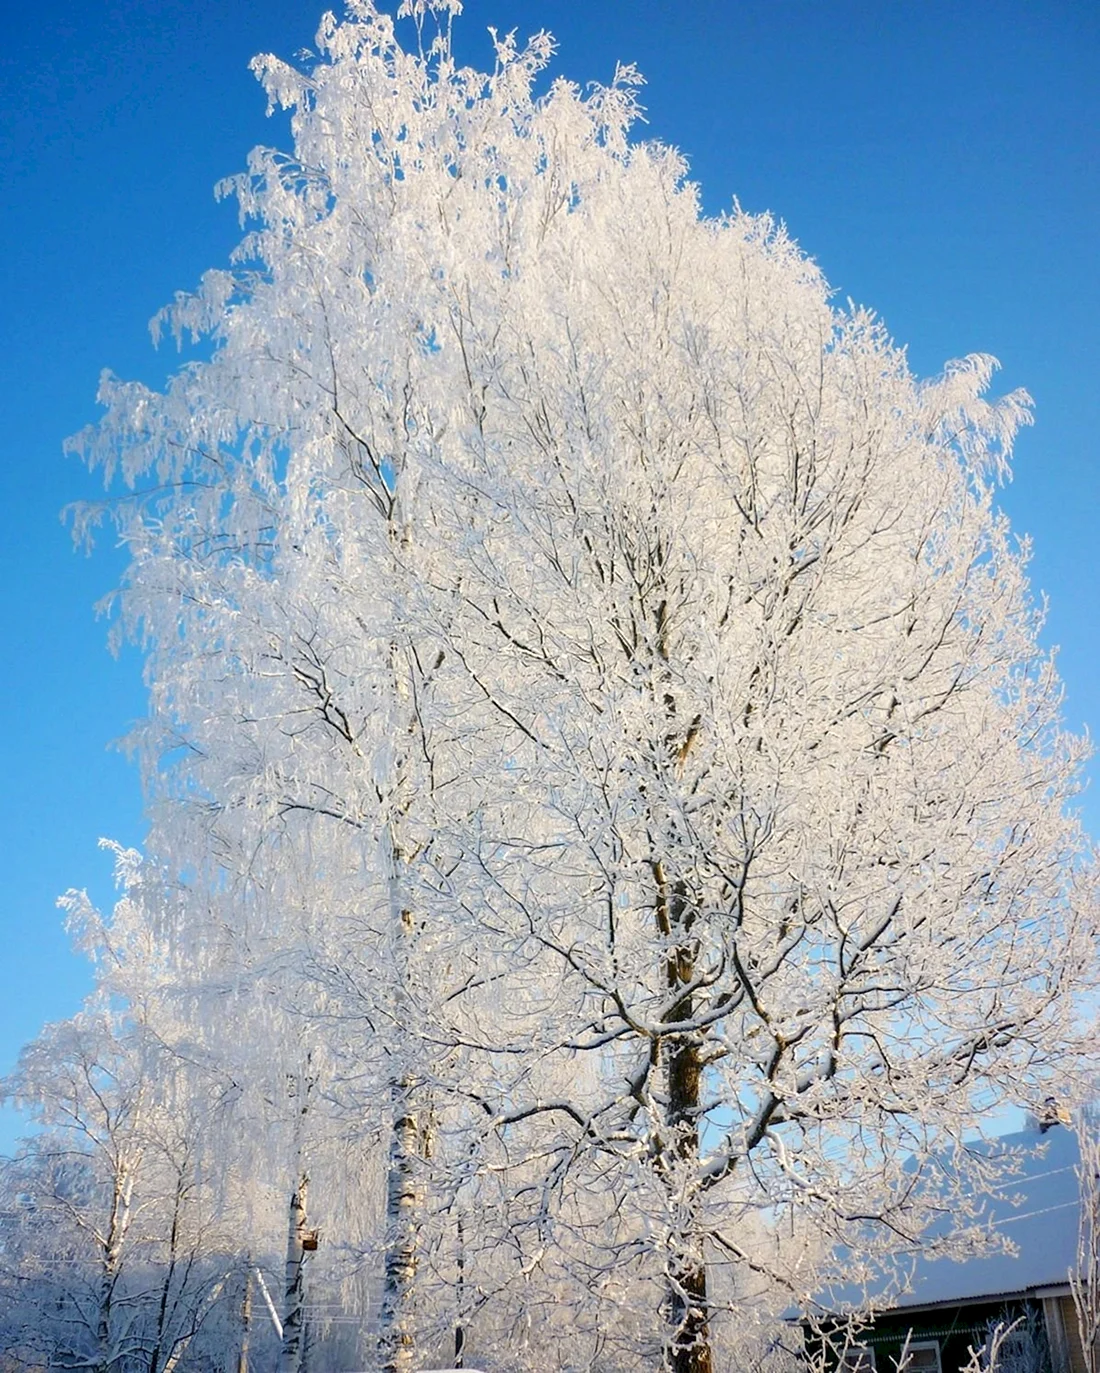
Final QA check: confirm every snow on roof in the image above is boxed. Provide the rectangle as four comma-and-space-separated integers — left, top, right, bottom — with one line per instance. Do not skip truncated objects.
879, 1125, 1080, 1312
815, 1124, 1082, 1316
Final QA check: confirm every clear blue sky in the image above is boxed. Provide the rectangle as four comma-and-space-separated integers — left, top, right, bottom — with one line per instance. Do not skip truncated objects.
2, 1, 1097, 1147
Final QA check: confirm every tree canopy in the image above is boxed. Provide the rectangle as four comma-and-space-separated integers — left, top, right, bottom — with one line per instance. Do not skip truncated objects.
7, 4, 1095, 1372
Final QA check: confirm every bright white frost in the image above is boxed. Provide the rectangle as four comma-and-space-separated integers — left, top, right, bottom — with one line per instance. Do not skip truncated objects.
55, 5, 1100, 1373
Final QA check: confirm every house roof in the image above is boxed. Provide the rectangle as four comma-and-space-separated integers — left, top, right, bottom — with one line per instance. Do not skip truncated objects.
874, 1124, 1081, 1313
809, 1124, 1083, 1319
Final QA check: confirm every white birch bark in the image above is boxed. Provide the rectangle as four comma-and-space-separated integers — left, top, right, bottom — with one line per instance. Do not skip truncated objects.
280, 1061, 314, 1373
92, 1165, 136, 1373
279, 1171, 310, 1373
378, 485, 427, 1373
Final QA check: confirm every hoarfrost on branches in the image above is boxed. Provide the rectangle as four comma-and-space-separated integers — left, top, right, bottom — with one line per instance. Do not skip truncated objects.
20, 4, 1100, 1372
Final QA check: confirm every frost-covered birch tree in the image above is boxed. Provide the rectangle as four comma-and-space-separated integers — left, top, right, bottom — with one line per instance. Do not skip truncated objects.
0, 1008, 237, 1373
69, 3, 1098, 1371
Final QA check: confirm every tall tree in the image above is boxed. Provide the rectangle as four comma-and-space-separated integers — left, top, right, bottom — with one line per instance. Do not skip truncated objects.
71, 3, 1098, 1369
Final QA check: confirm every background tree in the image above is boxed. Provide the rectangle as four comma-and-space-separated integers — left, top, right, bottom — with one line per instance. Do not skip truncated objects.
0, 1009, 235, 1373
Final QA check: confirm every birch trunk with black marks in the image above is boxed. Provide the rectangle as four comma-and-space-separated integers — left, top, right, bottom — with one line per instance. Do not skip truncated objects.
280, 1065, 313, 1373
378, 495, 428, 1373
381, 1044, 421, 1373
279, 1171, 310, 1373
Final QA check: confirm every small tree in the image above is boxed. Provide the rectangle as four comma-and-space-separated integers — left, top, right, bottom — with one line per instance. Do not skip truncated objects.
0, 1013, 233, 1373
0, 853, 287, 1373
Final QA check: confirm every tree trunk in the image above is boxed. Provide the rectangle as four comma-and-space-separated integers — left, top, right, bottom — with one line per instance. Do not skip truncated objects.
656, 863, 713, 1373
666, 1243, 712, 1373
381, 1066, 420, 1373
279, 1172, 310, 1373
665, 1045, 711, 1373
379, 720, 421, 1373
149, 1171, 185, 1373
238, 1263, 253, 1373
93, 1167, 135, 1373
454, 1211, 466, 1369
379, 572, 425, 1373
161, 1274, 229, 1373
93, 1268, 113, 1373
